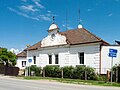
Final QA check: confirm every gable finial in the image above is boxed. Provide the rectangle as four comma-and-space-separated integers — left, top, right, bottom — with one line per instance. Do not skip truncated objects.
52, 16, 55, 24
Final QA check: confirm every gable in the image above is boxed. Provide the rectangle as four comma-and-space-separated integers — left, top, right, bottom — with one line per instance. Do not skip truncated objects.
41, 33, 67, 47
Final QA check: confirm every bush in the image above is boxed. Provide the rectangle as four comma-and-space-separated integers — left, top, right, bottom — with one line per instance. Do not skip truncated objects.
85, 66, 97, 80
43, 65, 61, 78
73, 65, 85, 79
96, 75, 107, 81
63, 66, 74, 78
112, 64, 120, 82
43, 65, 97, 80
30, 65, 42, 76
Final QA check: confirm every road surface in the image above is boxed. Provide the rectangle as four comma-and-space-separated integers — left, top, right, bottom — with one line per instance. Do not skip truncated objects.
0, 76, 119, 90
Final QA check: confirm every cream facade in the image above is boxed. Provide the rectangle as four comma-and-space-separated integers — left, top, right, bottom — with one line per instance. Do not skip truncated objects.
17, 23, 111, 74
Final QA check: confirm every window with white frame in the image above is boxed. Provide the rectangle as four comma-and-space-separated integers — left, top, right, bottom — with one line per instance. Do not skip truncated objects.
22, 61, 26, 67
78, 52, 84, 64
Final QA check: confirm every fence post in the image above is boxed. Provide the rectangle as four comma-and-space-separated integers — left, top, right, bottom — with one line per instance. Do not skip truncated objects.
43, 69, 45, 77
116, 67, 118, 83
85, 67, 87, 80
61, 68, 63, 79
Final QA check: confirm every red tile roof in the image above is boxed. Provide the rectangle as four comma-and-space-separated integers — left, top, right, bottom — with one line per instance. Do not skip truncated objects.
60, 28, 108, 45
17, 51, 27, 57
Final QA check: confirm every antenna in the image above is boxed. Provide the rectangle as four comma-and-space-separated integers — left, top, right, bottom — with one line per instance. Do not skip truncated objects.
78, 9, 80, 24
66, 8, 68, 30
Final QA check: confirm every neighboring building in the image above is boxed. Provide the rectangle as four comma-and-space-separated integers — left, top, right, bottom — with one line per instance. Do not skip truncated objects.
101, 45, 120, 74
17, 51, 27, 69
17, 23, 113, 74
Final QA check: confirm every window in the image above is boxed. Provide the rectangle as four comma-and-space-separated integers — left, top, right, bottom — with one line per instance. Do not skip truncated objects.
49, 55, 52, 64
79, 52, 84, 64
22, 61, 26, 67
55, 54, 59, 64
33, 56, 36, 64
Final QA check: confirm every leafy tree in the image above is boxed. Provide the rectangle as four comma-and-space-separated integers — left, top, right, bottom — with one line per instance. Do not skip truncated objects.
0, 48, 16, 66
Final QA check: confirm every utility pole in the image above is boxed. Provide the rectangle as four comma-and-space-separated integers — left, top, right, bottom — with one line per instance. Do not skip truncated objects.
25, 44, 30, 77
111, 57, 113, 83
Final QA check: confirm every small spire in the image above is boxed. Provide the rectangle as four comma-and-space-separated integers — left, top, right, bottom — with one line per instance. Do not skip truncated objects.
52, 16, 55, 24
78, 9, 83, 29
66, 8, 68, 30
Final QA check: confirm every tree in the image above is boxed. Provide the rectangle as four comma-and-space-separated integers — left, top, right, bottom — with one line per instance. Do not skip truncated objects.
0, 48, 16, 66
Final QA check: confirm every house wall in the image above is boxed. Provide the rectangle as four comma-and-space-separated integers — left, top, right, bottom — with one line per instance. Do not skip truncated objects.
26, 43, 101, 73
16, 57, 27, 69
101, 46, 120, 74
69, 44, 100, 73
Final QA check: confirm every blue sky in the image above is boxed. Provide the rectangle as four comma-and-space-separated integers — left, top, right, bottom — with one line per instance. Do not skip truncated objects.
0, 0, 120, 53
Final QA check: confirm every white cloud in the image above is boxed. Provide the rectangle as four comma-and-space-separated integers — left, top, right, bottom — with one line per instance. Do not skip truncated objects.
21, 0, 27, 2
8, 7, 52, 21
67, 26, 73, 30
19, 5, 38, 12
62, 24, 65, 27
8, 0, 56, 22
10, 48, 22, 55
62, 24, 73, 29
48, 10, 51, 13
87, 9, 92, 12
34, 1, 44, 8
39, 15, 51, 21
8, 7, 39, 20
108, 13, 113, 17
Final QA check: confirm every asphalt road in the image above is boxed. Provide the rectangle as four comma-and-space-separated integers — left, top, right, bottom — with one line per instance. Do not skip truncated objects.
0, 76, 120, 90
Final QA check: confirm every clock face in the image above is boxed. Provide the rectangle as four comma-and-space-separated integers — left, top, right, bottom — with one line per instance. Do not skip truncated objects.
51, 34, 55, 40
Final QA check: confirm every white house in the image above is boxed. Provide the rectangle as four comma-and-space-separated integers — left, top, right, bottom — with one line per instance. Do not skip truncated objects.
17, 23, 114, 74
16, 50, 27, 69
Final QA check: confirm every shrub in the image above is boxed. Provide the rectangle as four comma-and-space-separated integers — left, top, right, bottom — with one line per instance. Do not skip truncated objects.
63, 66, 74, 78
85, 66, 97, 80
112, 64, 120, 82
96, 75, 107, 81
43, 65, 97, 80
73, 65, 85, 79
43, 65, 61, 77
30, 65, 42, 76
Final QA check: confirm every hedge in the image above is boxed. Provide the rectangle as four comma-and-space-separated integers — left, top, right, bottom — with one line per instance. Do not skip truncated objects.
43, 65, 61, 77
72, 65, 85, 79
29, 65, 42, 76
63, 66, 74, 78
43, 65, 97, 80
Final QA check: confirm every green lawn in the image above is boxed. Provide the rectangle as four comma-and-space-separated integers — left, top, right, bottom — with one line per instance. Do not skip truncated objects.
23, 76, 120, 87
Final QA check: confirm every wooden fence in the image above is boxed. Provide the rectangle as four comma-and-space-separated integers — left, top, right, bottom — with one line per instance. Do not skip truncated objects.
0, 65, 19, 76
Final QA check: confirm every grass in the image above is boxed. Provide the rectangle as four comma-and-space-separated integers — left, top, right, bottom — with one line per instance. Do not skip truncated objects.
22, 76, 120, 87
